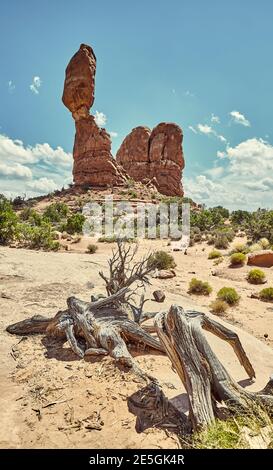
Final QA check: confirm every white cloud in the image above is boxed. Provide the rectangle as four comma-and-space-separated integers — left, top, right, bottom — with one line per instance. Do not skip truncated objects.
188, 126, 197, 134
94, 111, 107, 127
197, 124, 213, 135
211, 114, 220, 124
0, 133, 72, 197
185, 137, 273, 210
109, 131, 118, 138
205, 166, 224, 178
26, 177, 58, 194
30, 76, 42, 95
8, 80, 15, 93
230, 110, 250, 127
0, 134, 72, 168
194, 124, 227, 143
0, 162, 32, 179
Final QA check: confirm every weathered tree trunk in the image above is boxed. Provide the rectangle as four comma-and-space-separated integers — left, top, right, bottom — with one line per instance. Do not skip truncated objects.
6, 287, 164, 380
154, 305, 273, 431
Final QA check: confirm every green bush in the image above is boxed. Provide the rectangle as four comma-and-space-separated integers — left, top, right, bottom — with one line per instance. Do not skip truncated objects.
259, 287, 273, 302
214, 235, 229, 249
43, 202, 69, 223
188, 278, 212, 296
20, 207, 42, 226
86, 243, 98, 254
230, 252, 246, 267
147, 250, 176, 270
0, 195, 18, 245
217, 287, 240, 305
209, 299, 229, 315
17, 221, 60, 251
247, 269, 266, 285
64, 213, 85, 234
208, 249, 222, 260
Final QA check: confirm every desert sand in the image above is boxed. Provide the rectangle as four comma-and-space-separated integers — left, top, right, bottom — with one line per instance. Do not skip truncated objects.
1, 239, 273, 448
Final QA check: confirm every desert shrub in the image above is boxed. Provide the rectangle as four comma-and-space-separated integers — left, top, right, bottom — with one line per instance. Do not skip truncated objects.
0, 195, 18, 244
247, 269, 266, 285
214, 235, 229, 249
17, 222, 60, 251
208, 249, 222, 260
207, 236, 215, 246
259, 287, 273, 302
249, 242, 261, 253
217, 287, 240, 305
64, 213, 85, 234
230, 252, 247, 267
20, 207, 42, 226
188, 278, 212, 295
229, 242, 249, 255
98, 235, 117, 243
147, 251, 176, 270
43, 202, 69, 223
259, 237, 270, 250
230, 210, 251, 226
209, 299, 229, 315
128, 190, 137, 198
86, 243, 98, 254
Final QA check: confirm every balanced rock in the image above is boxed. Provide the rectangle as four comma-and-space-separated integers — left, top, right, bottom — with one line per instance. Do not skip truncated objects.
63, 44, 126, 187
62, 44, 96, 120
248, 250, 273, 268
116, 123, 184, 196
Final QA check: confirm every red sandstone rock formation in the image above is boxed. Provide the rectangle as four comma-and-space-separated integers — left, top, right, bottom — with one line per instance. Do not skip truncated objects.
248, 250, 273, 268
116, 123, 184, 196
63, 44, 125, 187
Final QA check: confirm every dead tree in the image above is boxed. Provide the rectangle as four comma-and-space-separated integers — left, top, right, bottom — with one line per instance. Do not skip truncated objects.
153, 305, 273, 431
98, 239, 157, 323
6, 287, 164, 379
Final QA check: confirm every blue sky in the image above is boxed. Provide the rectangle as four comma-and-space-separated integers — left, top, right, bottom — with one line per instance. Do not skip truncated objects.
1, 0, 273, 209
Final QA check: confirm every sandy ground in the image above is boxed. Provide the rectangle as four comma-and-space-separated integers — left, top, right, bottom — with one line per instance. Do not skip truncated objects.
1, 239, 273, 449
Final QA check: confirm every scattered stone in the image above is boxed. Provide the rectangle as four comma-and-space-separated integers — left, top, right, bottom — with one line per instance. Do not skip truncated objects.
153, 290, 166, 303
248, 250, 273, 268
156, 269, 176, 279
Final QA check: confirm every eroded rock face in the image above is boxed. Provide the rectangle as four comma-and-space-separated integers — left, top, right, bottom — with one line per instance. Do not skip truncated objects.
116, 123, 184, 196
73, 116, 125, 186
62, 44, 96, 120
116, 126, 151, 180
63, 44, 125, 187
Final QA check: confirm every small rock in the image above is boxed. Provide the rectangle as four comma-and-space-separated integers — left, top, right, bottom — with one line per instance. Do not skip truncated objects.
156, 269, 176, 279
153, 290, 166, 303
264, 333, 269, 339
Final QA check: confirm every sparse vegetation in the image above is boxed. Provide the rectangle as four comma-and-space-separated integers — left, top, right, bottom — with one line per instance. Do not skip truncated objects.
86, 243, 98, 254
214, 234, 229, 250
43, 202, 69, 222
259, 287, 273, 302
147, 250, 176, 270
208, 249, 222, 259
98, 235, 117, 243
188, 278, 212, 295
247, 269, 266, 285
259, 237, 270, 250
17, 221, 60, 251
229, 242, 249, 255
217, 287, 240, 305
0, 195, 18, 244
230, 252, 247, 267
209, 299, 229, 315
62, 213, 85, 234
